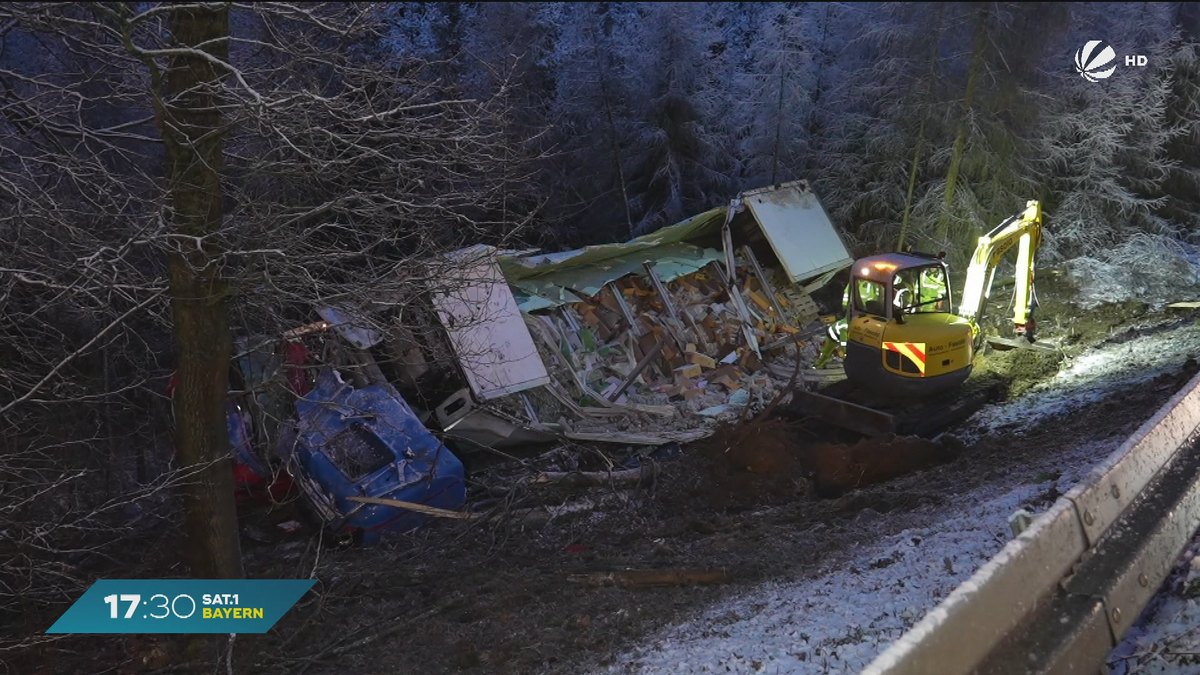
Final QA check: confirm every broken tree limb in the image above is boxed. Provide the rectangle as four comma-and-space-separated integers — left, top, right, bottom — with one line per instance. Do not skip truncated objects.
292, 596, 471, 675
501, 498, 601, 530
608, 341, 664, 402
346, 496, 480, 520
534, 463, 659, 489
568, 569, 731, 587
565, 428, 713, 446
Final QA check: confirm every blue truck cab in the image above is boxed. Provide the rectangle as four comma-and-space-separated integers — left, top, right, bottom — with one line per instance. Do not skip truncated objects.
278, 368, 466, 546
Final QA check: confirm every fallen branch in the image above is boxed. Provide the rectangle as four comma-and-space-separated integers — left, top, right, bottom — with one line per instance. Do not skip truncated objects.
501, 498, 601, 530
534, 464, 659, 489
568, 569, 731, 587
607, 341, 665, 401
346, 496, 480, 520
292, 597, 469, 675
565, 429, 712, 445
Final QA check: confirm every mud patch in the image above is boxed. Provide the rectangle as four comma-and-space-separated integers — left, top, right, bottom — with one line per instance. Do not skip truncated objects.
973, 348, 1064, 398
973, 295, 1172, 398
663, 417, 811, 514
1057, 300, 1152, 347
801, 434, 960, 498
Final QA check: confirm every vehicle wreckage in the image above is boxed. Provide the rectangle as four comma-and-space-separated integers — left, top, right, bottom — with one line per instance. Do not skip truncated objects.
221, 180, 859, 544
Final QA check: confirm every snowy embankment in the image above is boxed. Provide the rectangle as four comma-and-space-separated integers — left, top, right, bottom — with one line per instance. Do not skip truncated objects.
962, 321, 1200, 441
591, 322, 1200, 675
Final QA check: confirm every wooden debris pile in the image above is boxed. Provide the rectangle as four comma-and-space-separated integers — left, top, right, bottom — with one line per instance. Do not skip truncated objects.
497, 253, 840, 443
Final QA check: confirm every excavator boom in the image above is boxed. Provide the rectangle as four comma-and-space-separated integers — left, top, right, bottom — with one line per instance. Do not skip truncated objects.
956, 200, 1043, 341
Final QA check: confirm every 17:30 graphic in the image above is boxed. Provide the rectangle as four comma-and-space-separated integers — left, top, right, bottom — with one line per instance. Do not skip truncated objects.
103, 593, 199, 620
49, 580, 313, 634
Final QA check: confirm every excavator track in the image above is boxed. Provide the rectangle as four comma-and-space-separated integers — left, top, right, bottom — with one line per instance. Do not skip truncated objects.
791, 374, 1005, 439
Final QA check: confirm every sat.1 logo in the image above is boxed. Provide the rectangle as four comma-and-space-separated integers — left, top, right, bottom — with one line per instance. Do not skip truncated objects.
1074, 40, 1148, 82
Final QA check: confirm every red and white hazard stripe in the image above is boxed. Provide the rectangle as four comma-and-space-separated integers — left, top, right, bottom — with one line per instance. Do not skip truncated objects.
883, 341, 927, 375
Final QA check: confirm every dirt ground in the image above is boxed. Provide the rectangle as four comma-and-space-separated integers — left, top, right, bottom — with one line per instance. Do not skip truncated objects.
222, 353, 1195, 675
16, 300, 1200, 675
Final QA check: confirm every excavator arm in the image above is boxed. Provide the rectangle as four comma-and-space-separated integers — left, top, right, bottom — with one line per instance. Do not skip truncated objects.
956, 200, 1043, 342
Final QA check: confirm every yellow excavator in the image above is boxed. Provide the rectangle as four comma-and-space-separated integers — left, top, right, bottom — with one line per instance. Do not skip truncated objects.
821, 200, 1049, 398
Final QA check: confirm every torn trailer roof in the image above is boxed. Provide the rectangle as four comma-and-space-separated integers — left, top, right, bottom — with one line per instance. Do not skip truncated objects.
499, 180, 852, 313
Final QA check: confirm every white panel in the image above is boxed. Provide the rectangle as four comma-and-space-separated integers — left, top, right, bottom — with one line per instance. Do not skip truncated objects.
744, 186, 852, 283
431, 252, 550, 400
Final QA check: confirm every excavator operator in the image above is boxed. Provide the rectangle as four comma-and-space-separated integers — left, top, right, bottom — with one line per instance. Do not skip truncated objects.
893, 272, 916, 312
919, 266, 949, 312
893, 267, 949, 314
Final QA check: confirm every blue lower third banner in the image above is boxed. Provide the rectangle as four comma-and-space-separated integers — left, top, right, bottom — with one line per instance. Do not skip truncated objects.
47, 579, 316, 634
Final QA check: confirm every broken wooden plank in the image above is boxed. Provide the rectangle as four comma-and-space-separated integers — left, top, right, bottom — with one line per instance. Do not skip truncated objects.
347, 496, 480, 520
747, 290, 774, 314
564, 429, 714, 445
609, 281, 643, 337
713, 374, 742, 391
643, 262, 680, 321
682, 311, 714, 354
739, 245, 790, 321
738, 349, 763, 373
608, 341, 665, 402
504, 499, 601, 530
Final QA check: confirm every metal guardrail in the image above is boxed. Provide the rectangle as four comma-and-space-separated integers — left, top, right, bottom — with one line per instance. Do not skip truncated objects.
862, 369, 1200, 675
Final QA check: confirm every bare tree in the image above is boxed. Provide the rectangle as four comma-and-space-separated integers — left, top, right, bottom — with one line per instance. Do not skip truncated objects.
0, 1, 533, 662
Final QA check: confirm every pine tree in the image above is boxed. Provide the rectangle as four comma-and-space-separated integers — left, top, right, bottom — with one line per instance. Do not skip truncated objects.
616, 2, 734, 235
816, 2, 947, 251
733, 2, 815, 188
542, 1, 641, 243
1031, 2, 1179, 259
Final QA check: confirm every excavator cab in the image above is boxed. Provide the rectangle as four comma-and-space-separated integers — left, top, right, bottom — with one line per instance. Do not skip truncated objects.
841, 253, 977, 398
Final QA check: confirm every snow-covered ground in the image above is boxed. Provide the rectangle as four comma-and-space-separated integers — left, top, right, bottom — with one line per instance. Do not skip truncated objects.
1067, 240, 1200, 310
592, 442, 1106, 675
962, 321, 1200, 441
591, 321, 1200, 675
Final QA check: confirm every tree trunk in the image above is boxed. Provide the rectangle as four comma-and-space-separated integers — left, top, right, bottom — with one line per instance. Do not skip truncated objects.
898, 5, 946, 251
160, 5, 243, 579
936, 5, 989, 244
592, 30, 634, 239
770, 56, 787, 185
805, 4, 833, 173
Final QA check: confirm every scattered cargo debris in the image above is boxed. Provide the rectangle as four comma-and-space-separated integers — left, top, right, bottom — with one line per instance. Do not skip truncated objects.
419, 180, 852, 451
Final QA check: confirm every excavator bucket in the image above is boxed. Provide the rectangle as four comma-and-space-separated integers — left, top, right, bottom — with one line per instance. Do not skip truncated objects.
985, 336, 1060, 354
